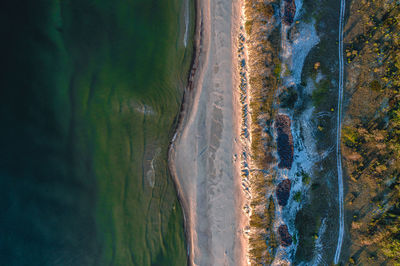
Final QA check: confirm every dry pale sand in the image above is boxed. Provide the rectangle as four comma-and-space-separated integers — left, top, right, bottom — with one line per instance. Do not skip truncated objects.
169, 0, 246, 265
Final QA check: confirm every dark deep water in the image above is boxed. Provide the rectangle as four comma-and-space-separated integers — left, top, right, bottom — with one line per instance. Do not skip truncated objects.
0, 0, 193, 265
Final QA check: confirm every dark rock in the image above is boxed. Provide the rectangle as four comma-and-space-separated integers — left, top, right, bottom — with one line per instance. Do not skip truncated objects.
275, 114, 294, 169
283, 0, 296, 26
278, 224, 293, 247
276, 179, 291, 206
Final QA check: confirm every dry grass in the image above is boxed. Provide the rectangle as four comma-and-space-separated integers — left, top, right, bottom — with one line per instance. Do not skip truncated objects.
242, 0, 281, 264
343, 1, 400, 264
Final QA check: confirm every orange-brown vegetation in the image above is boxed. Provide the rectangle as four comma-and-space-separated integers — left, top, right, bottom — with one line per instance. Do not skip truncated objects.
343, 0, 400, 264
242, 0, 281, 264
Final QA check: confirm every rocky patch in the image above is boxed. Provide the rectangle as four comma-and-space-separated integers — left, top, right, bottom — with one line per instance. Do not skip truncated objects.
278, 224, 293, 247
276, 179, 291, 206
275, 114, 294, 169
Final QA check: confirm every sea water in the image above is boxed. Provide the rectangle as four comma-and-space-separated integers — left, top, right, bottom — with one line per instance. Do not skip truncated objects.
0, 0, 193, 265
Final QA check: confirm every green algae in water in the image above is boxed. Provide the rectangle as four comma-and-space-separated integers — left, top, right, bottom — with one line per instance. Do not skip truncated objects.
0, 0, 193, 265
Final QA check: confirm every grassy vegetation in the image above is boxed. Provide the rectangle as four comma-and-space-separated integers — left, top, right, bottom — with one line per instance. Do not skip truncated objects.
300, 170, 311, 186
342, 126, 359, 147
342, 1, 400, 264
274, 62, 282, 78
249, 195, 277, 264
293, 191, 302, 202
245, 20, 253, 36
255, 2, 274, 19
242, 0, 281, 264
247, 39, 280, 168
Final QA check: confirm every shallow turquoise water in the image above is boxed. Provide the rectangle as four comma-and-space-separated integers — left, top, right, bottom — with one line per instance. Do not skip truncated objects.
0, 0, 193, 265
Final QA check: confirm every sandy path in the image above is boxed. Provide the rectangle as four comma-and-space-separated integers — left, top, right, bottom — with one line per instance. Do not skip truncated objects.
334, 0, 346, 264
169, 0, 244, 265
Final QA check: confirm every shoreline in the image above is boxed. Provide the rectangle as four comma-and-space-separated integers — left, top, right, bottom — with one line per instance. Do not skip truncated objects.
169, 0, 247, 265
168, 0, 204, 263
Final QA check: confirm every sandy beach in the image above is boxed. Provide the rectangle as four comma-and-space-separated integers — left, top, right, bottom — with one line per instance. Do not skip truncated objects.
169, 0, 246, 265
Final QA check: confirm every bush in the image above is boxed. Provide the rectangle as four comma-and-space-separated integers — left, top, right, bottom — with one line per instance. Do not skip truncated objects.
370, 80, 381, 91
301, 171, 311, 185
342, 126, 359, 147
294, 191, 302, 202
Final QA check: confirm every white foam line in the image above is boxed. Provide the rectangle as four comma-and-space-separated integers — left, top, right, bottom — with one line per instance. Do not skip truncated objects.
334, 0, 345, 263
183, 0, 189, 47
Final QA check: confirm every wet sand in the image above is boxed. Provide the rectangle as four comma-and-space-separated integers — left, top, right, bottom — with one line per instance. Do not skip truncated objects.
169, 0, 245, 265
